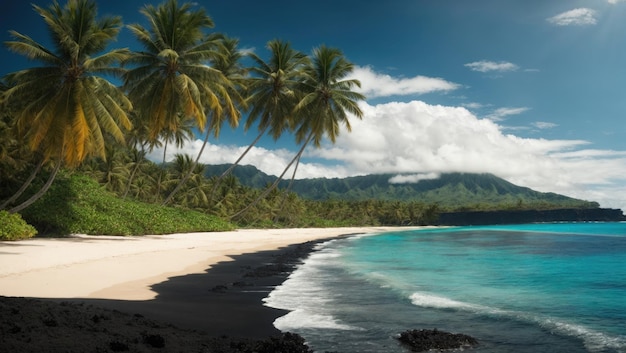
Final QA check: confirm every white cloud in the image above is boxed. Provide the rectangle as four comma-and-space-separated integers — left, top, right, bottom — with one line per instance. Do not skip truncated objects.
146, 139, 349, 180
348, 66, 460, 98
462, 102, 485, 109
486, 107, 530, 121
150, 100, 626, 210
238, 46, 256, 55
389, 172, 440, 184
532, 121, 558, 129
547, 8, 597, 26
311, 100, 626, 209
608, 0, 625, 4
464, 60, 519, 73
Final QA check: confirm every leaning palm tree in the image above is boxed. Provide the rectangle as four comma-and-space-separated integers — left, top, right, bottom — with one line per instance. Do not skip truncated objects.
0, 80, 39, 208
123, 0, 224, 145
2, 0, 131, 213
152, 113, 194, 201
209, 39, 308, 204
284, 45, 365, 192
162, 35, 245, 205
230, 45, 365, 219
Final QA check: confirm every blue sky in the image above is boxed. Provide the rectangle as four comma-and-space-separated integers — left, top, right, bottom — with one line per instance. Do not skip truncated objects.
2, 0, 626, 209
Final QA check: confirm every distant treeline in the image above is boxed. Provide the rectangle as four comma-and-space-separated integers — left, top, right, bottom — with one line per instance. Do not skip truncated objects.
437, 208, 625, 226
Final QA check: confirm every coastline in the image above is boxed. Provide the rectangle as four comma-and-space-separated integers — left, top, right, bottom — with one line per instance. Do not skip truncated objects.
0, 227, 421, 351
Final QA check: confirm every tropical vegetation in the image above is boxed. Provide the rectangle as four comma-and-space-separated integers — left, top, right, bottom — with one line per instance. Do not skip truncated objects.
0, 0, 603, 238
0, 210, 37, 240
2, 0, 131, 213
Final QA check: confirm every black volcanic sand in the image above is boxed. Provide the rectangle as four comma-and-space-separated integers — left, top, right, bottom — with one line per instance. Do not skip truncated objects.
0, 237, 344, 352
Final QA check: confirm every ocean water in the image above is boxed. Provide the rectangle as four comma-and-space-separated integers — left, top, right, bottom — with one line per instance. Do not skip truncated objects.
264, 223, 626, 352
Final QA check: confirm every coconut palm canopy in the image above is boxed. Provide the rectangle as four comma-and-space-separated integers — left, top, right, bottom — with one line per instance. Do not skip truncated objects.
2, 0, 626, 209
3, 0, 131, 168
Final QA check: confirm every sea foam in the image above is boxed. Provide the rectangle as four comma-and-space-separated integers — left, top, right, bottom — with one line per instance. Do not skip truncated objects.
273, 309, 363, 331
264, 241, 363, 331
409, 292, 626, 353
409, 292, 492, 312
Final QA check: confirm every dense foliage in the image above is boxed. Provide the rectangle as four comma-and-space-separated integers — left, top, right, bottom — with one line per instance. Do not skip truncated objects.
19, 173, 234, 236
0, 0, 603, 239
0, 210, 37, 240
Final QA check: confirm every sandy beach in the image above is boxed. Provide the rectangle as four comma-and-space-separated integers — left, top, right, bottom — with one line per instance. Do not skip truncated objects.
0, 227, 414, 352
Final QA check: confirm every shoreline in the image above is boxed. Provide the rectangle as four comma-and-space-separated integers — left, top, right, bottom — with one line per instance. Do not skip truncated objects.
0, 227, 422, 351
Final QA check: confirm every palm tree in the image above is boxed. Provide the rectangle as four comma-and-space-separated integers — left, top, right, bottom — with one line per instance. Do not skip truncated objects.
209, 39, 308, 204
153, 114, 194, 201
0, 80, 40, 208
230, 46, 365, 219
121, 111, 152, 199
2, 0, 131, 213
123, 0, 224, 145
162, 35, 245, 205
165, 153, 206, 206
98, 143, 130, 194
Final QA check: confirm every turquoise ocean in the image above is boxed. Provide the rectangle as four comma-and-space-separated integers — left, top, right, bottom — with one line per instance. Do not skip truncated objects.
264, 223, 626, 352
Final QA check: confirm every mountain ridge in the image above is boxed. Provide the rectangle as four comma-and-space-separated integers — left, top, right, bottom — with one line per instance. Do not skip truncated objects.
204, 164, 599, 210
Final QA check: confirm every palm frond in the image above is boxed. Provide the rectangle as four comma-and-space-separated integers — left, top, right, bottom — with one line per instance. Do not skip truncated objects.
5, 31, 63, 66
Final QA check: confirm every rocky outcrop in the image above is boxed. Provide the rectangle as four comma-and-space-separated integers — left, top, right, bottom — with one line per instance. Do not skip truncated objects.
397, 328, 478, 352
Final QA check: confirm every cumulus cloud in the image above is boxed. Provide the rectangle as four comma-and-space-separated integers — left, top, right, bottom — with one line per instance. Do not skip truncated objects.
146, 139, 350, 180
348, 66, 460, 98
547, 8, 597, 26
464, 60, 519, 73
150, 100, 626, 210
310, 101, 626, 208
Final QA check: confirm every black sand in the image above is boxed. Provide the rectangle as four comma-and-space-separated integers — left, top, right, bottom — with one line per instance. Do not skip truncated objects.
0, 238, 340, 352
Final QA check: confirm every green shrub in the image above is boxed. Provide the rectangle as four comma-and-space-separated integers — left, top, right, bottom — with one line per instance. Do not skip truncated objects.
0, 210, 38, 240
20, 173, 235, 236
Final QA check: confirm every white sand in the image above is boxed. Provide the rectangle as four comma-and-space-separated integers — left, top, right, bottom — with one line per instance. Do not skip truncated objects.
0, 227, 416, 300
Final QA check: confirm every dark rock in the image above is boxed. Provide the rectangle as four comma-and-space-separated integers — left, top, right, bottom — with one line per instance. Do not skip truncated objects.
211, 284, 229, 293
142, 333, 165, 348
42, 318, 58, 327
207, 332, 312, 353
397, 328, 478, 352
8, 324, 21, 334
91, 314, 109, 323
109, 340, 130, 352
254, 332, 312, 353
232, 281, 253, 287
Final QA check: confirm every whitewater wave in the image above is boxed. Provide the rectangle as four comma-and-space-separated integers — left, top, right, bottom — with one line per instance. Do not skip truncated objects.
543, 319, 626, 353
409, 292, 497, 312
273, 309, 363, 331
409, 292, 626, 353
263, 241, 365, 332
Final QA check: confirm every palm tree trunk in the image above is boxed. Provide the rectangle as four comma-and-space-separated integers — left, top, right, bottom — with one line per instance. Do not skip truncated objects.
122, 145, 146, 199
274, 152, 303, 222
0, 159, 44, 210
209, 125, 269, 205
230, 132, 313, 220
154, 140, 169, 202
9, 161, 62, 214
162, 125, 212, 206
